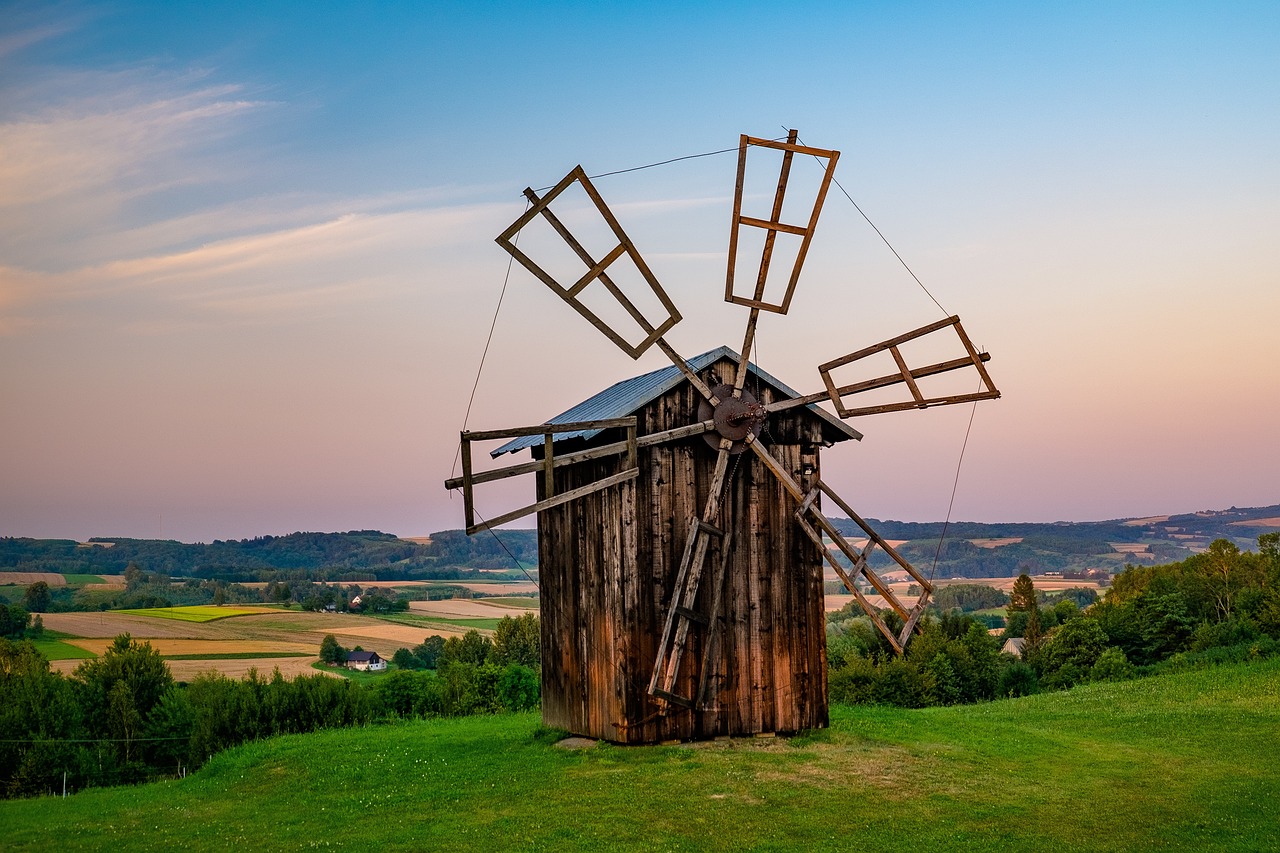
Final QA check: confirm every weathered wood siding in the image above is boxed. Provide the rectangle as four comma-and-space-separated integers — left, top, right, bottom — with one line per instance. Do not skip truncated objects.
538, 356, 833, 743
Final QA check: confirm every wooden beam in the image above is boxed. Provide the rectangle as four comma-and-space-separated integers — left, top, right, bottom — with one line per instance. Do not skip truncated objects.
464, 468, 638, 535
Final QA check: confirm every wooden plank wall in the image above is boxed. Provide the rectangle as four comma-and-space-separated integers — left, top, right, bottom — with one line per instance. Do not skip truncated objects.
538, 356, 830, 743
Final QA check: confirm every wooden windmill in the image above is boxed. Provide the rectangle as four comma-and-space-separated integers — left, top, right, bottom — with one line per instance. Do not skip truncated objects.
444, 131, 1000, 743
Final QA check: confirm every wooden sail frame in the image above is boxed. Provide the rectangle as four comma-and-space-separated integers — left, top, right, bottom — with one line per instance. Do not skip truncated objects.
725, 132, 840, 315
495, 166, 681, 359
815, 315, 1001, 418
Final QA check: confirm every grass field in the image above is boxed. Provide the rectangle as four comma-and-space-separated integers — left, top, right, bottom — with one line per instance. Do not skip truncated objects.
29, 637, 96, 661
384, 613, 504, 631
3, 659, 1278, 851
116, 605, 268, 622
60, 574, 109, 585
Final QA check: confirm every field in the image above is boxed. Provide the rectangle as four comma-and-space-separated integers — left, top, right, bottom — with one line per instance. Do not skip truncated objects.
2, 659, 1277, 851
38, 607, 473, 679
116, 605, 266, 622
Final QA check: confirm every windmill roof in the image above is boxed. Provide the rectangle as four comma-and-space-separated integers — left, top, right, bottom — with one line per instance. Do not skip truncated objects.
492, 346, 861, 457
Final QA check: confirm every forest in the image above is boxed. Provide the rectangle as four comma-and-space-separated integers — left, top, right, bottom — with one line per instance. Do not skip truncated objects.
0, 615, 541, 799
0, 529, 539, 582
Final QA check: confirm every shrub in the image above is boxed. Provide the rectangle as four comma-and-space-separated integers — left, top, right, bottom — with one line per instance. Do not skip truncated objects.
997, 661, 1038, 697
1091, 647, 1134, 682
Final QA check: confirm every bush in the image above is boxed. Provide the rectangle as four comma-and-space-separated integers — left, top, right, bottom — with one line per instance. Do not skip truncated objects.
997, 661, 1038, 698
1091, 647, 1134, 682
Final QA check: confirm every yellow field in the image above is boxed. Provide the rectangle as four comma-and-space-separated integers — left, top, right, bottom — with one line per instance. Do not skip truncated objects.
63, 638, 315, 656
39, 608, 459, 677
49, 656, 334, 680
1231, 516, 1280, 528
968, 537, 1024, 548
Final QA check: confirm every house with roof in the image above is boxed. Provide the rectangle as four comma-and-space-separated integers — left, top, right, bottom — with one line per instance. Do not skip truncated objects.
345, 650, 386, 672
1001, 637, 1026, 658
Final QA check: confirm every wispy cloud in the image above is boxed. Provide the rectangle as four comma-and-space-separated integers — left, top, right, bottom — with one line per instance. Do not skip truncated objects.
0, 202, 508, 333
0, 80, 267, 210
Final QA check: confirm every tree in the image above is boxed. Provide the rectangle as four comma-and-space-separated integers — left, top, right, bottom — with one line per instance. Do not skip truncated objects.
73, 635, 173, 769
491, 614, 540, 668
1193, 539, 1242, 621
391, 648, 424, 670
1009, 573, 1038, 613
1090, 647, 1134, 682
440, 630, 492, 667
413, 635, 447, 669
23, 582, 50, 614
0, 605, 30, 640
1039, 617, 1109, 688
1007, 574, 1044, 653
319, 634, 346, 665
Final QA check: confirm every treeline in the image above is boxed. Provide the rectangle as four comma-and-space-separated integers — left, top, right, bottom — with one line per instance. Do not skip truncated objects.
0, 529, 539, 583
7, 566, 487, 615
829, 533, 1280, 707
0, 616, 543, 800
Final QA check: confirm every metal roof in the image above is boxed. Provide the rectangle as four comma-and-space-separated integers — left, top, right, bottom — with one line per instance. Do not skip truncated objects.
492, 346, 861, 457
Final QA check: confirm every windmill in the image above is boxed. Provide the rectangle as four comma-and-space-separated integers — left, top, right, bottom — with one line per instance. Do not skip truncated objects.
445, 131, 1000, 743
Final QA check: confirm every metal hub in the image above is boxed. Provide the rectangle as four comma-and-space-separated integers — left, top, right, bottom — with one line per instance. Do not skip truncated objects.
698, 383, 766, 454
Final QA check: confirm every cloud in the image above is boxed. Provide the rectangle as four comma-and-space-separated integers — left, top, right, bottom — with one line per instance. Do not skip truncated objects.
0, 80, 267, 210
0, 202, 509, 333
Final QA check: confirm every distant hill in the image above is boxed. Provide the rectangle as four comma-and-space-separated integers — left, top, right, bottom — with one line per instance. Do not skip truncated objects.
4, 503, 1276, 582
0, 529, 538, 582
830, 503, 1280, 578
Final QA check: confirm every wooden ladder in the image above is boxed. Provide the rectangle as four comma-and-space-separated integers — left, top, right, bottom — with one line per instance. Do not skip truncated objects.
648, 440, 737, 710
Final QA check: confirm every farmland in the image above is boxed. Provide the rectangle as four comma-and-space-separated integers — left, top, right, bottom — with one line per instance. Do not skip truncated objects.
3, 658, 1277, 851
36, 598, 538, 680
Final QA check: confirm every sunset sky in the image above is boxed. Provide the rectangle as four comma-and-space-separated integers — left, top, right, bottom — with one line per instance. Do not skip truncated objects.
2, 1, 1277, 543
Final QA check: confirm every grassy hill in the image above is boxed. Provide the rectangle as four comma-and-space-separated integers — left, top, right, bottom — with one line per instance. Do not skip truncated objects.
4, 659, 1278, 851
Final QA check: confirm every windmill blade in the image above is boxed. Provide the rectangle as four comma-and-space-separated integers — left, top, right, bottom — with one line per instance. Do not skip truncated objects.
725, 130, 839, 316
744, 435, 932, 652
818, 316, 999, 418
761, 315, 1000, 418
495, 166, 681, 360
648, 438, 735, 709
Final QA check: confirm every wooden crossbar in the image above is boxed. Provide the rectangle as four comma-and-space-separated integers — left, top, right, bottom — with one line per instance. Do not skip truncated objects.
725, 131, 840, 315
452, 418, 639, 535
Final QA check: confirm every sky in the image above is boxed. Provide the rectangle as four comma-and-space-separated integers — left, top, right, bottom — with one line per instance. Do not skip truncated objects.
1, 1, 1277, 543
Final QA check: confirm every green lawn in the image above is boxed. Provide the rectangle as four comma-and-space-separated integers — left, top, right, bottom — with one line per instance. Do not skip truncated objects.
385, 612, 504, 631
3, 659, 1278, 851
311, 661, 398, 683
481, 597, 540, 609
60, 573, 109, 585
115, 605, 266, 623
29, 637, 96, 661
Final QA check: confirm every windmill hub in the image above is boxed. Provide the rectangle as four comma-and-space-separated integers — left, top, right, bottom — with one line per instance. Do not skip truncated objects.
699, 383, 766, 453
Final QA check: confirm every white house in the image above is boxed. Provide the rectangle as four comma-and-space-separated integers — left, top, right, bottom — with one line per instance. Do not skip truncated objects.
345, 651, 387, 672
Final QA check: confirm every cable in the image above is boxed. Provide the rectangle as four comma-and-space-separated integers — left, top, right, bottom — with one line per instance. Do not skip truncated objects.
471, 506, 540, 592
450, 198, 530, 482
531, 138, 788, 194
928, 390, 982, 581
792, 129, 949, 317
